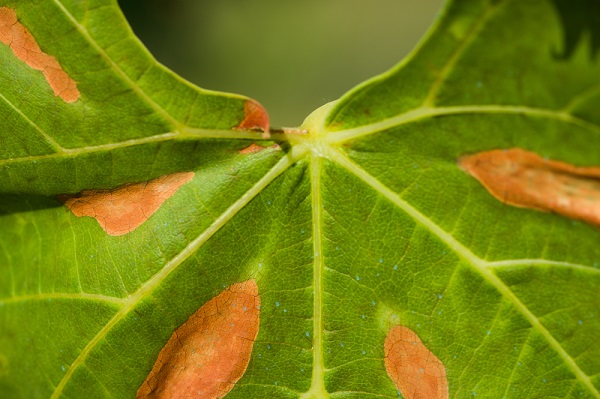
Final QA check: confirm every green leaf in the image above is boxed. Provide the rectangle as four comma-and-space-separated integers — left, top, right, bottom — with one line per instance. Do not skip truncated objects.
1, 0, 600, 398
0, 1, 272, 195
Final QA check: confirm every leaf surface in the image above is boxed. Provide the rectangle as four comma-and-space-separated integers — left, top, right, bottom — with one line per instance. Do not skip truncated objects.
1, 0, 600, 398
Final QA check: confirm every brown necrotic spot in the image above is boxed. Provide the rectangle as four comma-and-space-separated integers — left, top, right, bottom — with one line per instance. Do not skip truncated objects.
459, 148, 600, 227
238, 143, 280, 154
384, 326, 448, 399
0, 6, 80, 103
234, 100, 270, 133
137, 280, 261, 399
59, 172, 194, 236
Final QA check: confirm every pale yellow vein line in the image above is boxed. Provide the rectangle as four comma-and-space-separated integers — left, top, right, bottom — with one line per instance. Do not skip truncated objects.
562, 84, 600, 113
0, 132, 177, 166
51, 0, 181, 128
50, 146, 308, 399
330, 391, 396, 399
0, 92, 64, 152
324, 105, 600, 144
0, 129, 288, 166
423, 0, 504, 106
327, 147, 600, 398
299, 152, 330, 399
488, 259, 600, 275
0, 292, 125, 305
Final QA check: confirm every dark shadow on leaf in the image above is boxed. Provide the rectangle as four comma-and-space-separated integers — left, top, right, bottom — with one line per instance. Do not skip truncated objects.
0, 194, 63, 216
549, 0, 600, 60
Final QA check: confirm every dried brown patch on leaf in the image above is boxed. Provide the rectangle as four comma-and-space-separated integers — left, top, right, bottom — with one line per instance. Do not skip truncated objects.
60, 172, 194, 236
459, 148, 600, 227
384, 325, 448, 399
137, 280, 261, 399
0, 7, 80, 102
235, 100, 270, 133
238, 143, 281, 154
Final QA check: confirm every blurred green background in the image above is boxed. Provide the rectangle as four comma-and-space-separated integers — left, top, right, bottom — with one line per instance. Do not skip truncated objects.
118, 0, 444, 127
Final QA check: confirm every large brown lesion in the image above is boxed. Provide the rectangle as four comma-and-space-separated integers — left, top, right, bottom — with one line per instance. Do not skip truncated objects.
459, 148, 600, 227
136, 280, 261, 399
0, 6, 80, 103
234, 100, 270, 134
384, 325, 448, 399
59, 172, 195, 236
238, 143, 281, 154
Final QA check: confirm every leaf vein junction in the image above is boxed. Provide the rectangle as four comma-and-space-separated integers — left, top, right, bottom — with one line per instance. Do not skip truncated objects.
0, 92, 64, 152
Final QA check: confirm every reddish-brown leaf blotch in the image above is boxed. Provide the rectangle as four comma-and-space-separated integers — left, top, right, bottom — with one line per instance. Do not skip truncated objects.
235, 100, 270, 133
460, 148, 600, 227
0, 7, 80, 102
60, 172, 195, 236
137, 280, 261, 399
384, 325, 448, 399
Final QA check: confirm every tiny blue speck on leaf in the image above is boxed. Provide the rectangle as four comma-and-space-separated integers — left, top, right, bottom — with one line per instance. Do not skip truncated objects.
275, 301, 280, 307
